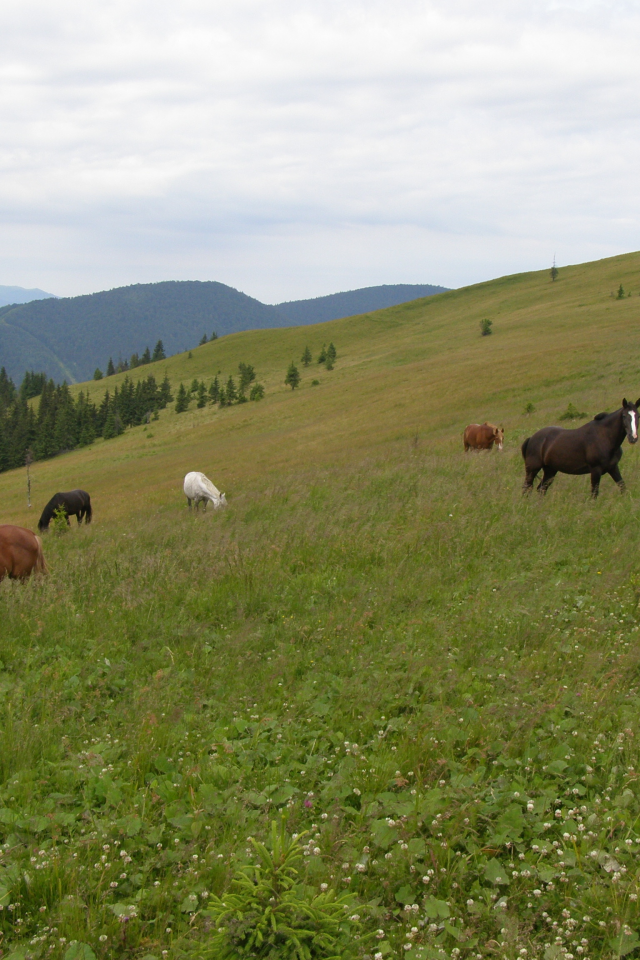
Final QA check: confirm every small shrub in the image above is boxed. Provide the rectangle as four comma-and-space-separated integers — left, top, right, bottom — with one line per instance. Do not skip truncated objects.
249, 383, 265, 401
523, 401, 536, 415
51, 505, 69, 535
201, 821, 360, 959
617, 284, 625, 300
559, 402, 588, 421
479, 318, 493, 336
311, 379, 319, 386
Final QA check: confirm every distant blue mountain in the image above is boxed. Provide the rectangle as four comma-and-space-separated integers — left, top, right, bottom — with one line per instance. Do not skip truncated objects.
0, 285, 56, 308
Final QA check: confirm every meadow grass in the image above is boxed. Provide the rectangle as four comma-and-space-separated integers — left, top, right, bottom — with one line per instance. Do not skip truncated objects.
2, 254, 640, 959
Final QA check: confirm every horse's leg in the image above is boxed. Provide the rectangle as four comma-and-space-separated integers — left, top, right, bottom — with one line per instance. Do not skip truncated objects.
590, 468, 603, 498
523, 465, 540, 494
186, 497, 192, 510
609, 464, 626, 492
537, 467, 557, 494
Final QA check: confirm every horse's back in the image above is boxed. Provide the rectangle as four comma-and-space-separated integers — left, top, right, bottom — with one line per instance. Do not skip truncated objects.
0, 525, 46, 581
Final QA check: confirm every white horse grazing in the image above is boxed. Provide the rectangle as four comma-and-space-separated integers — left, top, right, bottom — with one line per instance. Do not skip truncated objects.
183, 472, 227, 512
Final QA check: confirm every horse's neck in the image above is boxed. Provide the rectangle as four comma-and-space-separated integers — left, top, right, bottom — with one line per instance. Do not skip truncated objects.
607, 409, 626, 445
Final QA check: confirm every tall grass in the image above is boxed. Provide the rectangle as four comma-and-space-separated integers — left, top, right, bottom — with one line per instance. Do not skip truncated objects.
2, 441, 640, 958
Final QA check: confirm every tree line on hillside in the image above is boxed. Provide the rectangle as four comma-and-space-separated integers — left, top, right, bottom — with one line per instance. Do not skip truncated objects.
0, 367, 173, 474
175, 363, 264, 412
94, 332, 219, 380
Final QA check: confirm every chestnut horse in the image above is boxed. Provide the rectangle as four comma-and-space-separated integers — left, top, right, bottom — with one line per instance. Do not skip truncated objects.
0, 525, 47, 582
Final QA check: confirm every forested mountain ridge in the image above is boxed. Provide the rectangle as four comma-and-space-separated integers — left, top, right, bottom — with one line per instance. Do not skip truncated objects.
0, 281, 286, 384
0, 279, 447, 384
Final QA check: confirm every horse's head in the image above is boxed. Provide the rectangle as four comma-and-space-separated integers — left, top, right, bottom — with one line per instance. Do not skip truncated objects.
215, 493, 227, 508
622, 398, 640, 444
493, 426, 504, 450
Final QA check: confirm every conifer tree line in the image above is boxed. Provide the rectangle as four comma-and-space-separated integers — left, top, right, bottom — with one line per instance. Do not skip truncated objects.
95, 331, 219, 380
174, 363, 264, 413
0, 367, 173, 474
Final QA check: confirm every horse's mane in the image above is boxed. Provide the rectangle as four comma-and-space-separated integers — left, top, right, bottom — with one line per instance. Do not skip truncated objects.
593, 412, 609, 421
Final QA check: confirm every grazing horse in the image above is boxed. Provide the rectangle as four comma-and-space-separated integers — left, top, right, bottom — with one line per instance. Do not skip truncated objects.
38, 490, 92, 532
0, 525, 47, 582
522, 398, 640, 498
183, 472, 227, 511
464, 422, 504, 451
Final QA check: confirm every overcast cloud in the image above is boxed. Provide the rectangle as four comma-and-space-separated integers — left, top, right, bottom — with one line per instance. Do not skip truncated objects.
1, 0, 639, 300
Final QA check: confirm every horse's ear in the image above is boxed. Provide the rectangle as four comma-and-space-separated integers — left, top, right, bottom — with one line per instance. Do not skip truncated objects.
623, 398, 629, 408
635, 397, 640, 408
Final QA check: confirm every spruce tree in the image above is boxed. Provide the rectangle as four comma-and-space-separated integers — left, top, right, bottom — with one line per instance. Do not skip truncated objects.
226, 376, 238, 404
197, 382, 207, 408
94, 368, 103, 380
285, 362, 301, 390
107, 358, 115, 376
141, 346, 151, 364
238, 363, 256, 396
175, 383, 189, 413
159, 374, 173, 406
190, 378, 199, 394
130, 353, 140, 368
317, 345, 327, 364
199, 333, 208, 345
209, 377, 220, 404
152, 340, 166, 362
301, 346, 312, 366
327, 342, 336, 363
211, 331, 218, 341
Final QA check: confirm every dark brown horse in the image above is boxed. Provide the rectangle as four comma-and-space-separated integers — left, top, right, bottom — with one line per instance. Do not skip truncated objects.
522, 398, 640, 498
38, 490, 92, 532
0, 525, 47, 582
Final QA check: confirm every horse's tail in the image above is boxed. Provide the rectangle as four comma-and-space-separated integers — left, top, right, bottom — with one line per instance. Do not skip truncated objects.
521, 437, 530, 460
34, 536, 48, 575
85, 496, 92, 524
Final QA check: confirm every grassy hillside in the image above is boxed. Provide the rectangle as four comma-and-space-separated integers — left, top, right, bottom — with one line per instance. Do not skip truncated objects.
1, 253, 640, 960
274, 284, 449, 324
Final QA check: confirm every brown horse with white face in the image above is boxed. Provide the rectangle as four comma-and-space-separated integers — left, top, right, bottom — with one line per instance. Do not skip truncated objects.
0, 525, 47, 582
522, 398, 640, 498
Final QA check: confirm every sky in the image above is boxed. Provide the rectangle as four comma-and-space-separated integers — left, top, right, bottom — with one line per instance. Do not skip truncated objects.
1, 0, 639, 302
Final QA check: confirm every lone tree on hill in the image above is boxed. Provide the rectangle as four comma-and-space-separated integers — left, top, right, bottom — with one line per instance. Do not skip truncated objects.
200, 333, 208, 345
106, 358, 115, 376
550, 256, 558, 282
152, 340, 166, 362
285, 362, 300, 390
480, 318, 493, 336
301, 346, 312, 366
617, 284, 626, 300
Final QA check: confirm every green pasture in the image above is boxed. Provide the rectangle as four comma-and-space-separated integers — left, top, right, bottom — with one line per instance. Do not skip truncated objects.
1, 253, 640, 959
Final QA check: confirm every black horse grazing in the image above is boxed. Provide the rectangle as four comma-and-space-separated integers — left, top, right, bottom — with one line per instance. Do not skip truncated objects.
38, 490, 92, 531
522, 398, 640, 498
